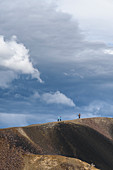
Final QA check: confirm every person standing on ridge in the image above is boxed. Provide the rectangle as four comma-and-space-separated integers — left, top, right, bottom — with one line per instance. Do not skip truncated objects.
57, 116, 60, 121
78, 113, 81, 119
60, 116, 61, 121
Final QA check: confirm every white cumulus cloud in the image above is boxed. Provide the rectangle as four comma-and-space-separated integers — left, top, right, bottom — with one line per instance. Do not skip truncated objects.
42, 91, 75, 107
0, 35, 42, 84
104, 49, 113, 55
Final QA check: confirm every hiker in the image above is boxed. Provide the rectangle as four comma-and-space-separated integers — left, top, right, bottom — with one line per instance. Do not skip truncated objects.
60, 116, 61, 121
78, 113, 81, 119
57, 117, 60, 121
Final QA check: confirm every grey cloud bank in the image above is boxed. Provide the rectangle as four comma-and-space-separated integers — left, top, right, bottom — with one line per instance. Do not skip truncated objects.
0, 0, 111, 79
0, 0, 110, 65
0, 0, 101, 61
56, 0, 113, 42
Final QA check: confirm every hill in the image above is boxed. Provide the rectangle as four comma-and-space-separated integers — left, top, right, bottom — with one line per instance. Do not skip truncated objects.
1, 117, 113, 169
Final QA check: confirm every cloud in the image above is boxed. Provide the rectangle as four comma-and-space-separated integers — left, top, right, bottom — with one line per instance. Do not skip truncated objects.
0, 111, 102, 128
0, 113, 57, 128
0, 35, 43, 86
41, 91, 75, 107
56, 0, 113, 19
0, 0, 83, 62
0, 0, 113, 122
0, 0, 110, 72
32, 92, 40, 99
80, 100, 113, 117
0, 70, 17, 88
0, 0, 112, 71
64, 69, 84, 79
0, 113, 28, 127
104, 49, 113, 55
56, 0, 113, 42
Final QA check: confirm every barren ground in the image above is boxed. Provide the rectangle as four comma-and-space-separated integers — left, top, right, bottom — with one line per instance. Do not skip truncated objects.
1, 117, 113, 169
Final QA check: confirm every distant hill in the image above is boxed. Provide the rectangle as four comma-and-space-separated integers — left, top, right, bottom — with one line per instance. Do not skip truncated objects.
1, 117, 113, 169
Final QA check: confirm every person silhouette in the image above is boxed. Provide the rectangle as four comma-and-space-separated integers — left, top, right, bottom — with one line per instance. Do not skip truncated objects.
60, 116, 61, 121
78, 113, 81, 119
57, 117, 60, 121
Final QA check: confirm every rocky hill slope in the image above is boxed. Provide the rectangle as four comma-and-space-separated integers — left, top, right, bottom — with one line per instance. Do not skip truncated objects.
1, 117, 113, 169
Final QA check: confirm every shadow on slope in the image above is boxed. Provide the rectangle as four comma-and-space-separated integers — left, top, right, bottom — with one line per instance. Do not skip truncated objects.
23, 122, 113, 170
73, 117, 113, 140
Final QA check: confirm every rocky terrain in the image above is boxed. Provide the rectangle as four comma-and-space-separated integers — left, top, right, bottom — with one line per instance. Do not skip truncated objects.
1, 117, 113, 169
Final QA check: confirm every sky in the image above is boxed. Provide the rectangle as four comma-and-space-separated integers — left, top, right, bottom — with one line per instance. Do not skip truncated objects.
0, 0, 113, 128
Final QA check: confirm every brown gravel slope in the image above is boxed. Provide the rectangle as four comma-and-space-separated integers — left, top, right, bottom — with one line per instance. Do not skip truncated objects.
72, 117, 113, 140
0, 117, 113, 170
0, 128, 42, 170
23, 118, 113, 170
0, 126, 98, 170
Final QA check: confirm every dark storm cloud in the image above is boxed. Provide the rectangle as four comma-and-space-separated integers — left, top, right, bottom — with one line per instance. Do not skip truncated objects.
0, 0, 112, 93
0, 0, 106, 64
0, 0, 112, 81
0, 0, 82, 61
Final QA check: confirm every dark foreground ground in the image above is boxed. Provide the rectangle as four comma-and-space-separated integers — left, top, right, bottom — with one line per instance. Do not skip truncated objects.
1, 117, 113, 170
